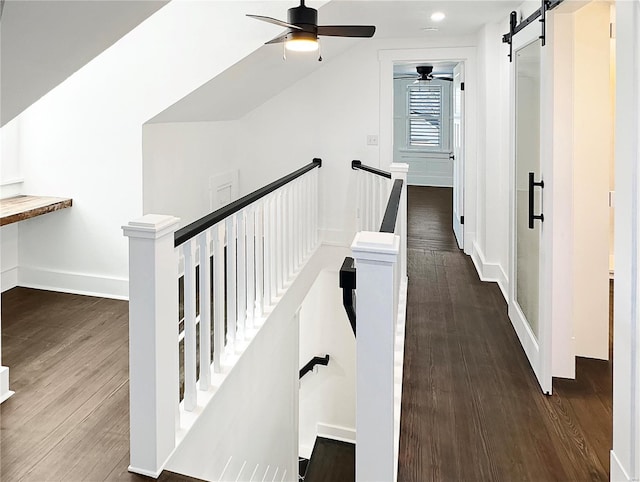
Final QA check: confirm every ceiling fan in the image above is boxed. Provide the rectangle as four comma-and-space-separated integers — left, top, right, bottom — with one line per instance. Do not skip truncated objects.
395, 66, 454, 82
247, 0, 376, 54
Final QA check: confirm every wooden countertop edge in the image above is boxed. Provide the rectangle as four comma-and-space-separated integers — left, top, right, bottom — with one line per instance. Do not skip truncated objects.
0, 197, 73, 226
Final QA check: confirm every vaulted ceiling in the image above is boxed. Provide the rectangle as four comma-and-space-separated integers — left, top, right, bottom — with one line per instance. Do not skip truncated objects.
1, 0, 519, 126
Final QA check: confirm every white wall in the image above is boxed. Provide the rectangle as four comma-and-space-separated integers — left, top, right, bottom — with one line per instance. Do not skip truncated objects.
142, 121, 240, 227
572, 1, 611, 360
473, 20, 511, 297
299, 269, 355, 458
6, 1, 304, 299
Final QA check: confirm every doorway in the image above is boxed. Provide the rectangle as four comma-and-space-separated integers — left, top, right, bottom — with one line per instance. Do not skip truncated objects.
391, 60, 464, 248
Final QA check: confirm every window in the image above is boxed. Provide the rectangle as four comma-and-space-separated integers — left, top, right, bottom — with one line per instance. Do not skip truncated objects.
407, 85, 443, 149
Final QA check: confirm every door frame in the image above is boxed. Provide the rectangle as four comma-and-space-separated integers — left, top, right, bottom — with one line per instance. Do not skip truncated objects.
379, 47, 478, 255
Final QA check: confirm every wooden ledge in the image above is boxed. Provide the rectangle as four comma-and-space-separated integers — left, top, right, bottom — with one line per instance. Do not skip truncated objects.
1, 195, 73, 226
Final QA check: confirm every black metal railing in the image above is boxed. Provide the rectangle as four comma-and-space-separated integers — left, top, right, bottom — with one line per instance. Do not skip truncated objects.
351, 160, 391, 179
299, 354, 330, 379
339, 257, 356, 336
175, 158, 322, 247
379, 179, 403, 233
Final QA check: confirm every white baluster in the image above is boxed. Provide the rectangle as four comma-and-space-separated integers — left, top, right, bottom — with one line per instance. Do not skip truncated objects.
213, 223, 225, 372
246, 206, 256, 329
225, 216, 237, 352
183, 240, 197, 411
255, 203, 264, 319
295, 178, 302, 269
313, 168, 319, 246
270, 195, 278, 305
263, 198, 272, 310
287, 184, 294, 278
236, 211, 246, 342
197, 231, 211, 390
276, 192, 283, 293
305, 172, 311, 256
282, 187, 290, 282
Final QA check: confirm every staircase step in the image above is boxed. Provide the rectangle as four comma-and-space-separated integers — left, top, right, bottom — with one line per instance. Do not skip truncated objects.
304, 437, 355, 482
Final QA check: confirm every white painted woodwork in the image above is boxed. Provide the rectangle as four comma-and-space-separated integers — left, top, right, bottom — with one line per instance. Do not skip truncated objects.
255, 204, 264, 319
183, 241, 197, 411
123, 214, 180, 477
352, 231, 400, 482
452, 62, 465, 249
236, 211, 246, 341
198, 231, 212, 390
213, 223, 225, 372
390, 163, 409, 286
246, 206, 256, 329
226, 216, 237, 351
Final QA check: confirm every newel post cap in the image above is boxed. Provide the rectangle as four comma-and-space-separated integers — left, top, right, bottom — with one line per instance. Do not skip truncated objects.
122, 214, 180, 240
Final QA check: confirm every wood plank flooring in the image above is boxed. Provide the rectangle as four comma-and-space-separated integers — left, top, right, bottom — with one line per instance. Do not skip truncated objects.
397, 186, 612, 482
0, 185, 612, 482
0, 288, 199, 482
304, 438, 354, 482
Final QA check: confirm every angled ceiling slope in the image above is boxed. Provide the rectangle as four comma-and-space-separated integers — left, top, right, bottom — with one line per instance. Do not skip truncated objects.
149, 0, 519, 124
1, 0, 169, 126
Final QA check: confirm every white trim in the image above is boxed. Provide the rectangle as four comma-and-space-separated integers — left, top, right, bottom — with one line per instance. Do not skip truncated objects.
0, 367, 14, 404
610, 450, 632, 482
18, 266, 129, 300
470, 241, 508, 302
378, 46, 478, 257
317, 423, 356, 444
128, 465, 163, 479
1, 267, 18, 293
319, 229, 354, 248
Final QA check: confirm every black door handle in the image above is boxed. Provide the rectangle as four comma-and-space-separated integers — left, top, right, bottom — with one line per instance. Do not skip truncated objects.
528, 172, 544, 229
449, 153, 455, 160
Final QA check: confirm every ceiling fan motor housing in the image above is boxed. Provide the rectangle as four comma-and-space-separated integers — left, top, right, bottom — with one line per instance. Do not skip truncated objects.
288, 4, 318, 31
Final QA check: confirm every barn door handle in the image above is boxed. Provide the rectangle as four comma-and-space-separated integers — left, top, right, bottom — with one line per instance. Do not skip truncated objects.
528, 172, 544, 229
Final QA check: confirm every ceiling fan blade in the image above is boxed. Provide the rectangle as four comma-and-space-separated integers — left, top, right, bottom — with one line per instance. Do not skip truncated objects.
394, 75, 417, 80
246, 14, 302, 30
265, 32, 290, 44
432, 76, 454, 81
317, 25, 376, 38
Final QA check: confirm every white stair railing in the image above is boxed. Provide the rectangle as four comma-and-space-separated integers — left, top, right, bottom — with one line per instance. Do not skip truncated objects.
123, 159, 321, 478
350, 162, 408, 482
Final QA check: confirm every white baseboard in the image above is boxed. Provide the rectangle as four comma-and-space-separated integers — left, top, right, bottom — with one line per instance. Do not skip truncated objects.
610, 450, 631, 481
317, 423, 356, 445
18, 266, 128, 300
0, 366, 14, 404
1, 267, 18, 293
471, 241, 508, 302
319, 229, 354, 248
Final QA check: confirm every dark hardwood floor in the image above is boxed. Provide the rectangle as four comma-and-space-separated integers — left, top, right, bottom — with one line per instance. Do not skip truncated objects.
304, 438, 354, 482
0, 185, 612, 482
397, 186, 612, 482
0, 288, 199, 482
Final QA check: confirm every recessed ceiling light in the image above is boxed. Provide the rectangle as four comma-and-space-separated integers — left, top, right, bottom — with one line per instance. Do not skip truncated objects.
430, 12, 446, 22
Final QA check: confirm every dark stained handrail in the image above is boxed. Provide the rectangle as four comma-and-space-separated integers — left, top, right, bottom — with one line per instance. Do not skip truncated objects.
379, 179, 403, 233
351, 160, 391, 179
175, 158, 321, 247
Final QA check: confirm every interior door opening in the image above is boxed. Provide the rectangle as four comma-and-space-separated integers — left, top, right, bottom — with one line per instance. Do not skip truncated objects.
392, 60, 464, 248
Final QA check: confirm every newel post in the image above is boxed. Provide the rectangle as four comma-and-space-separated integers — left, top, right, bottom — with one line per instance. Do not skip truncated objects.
123, 214, 180, 478
390, 162, 408, 283
352, 231, 400, 482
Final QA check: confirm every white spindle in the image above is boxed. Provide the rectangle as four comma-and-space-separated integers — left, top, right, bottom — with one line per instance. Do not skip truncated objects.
269, 195, 278, 305
283, 187, 290, 281
305, 173, 311, 255
295, 178, 302, 269
255, 204, 264, 319
263, 198, 272, 310
313, 167, 319, 246
246, 206, 256, 329
276, 192, 283, 293
225, 216, 237, 351
213, 223, 225, 372
236, 211, 246, 341
197, 231, 212, 390
183, 241, 197, 411
287, 184, 294, 278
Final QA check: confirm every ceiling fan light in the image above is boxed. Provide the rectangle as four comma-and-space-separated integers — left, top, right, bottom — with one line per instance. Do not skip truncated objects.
285, 30, 318, 52
286, 37, 318, 52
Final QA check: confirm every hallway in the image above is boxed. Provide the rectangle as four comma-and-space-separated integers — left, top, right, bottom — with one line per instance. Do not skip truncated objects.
397, 186, 611, 481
